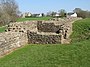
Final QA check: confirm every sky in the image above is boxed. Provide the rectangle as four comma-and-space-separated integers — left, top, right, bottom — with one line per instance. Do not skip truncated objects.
16, 0, 90, 14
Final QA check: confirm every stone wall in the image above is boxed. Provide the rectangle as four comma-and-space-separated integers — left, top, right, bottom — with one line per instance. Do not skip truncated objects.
0, 32, 28, 56
37, 21, 61, 32
27, 31, 61, 44
6, 21, 37, 33
0, 17, 82, 56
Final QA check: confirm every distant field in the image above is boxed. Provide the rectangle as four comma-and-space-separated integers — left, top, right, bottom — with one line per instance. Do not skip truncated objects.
16, 17, 52, 22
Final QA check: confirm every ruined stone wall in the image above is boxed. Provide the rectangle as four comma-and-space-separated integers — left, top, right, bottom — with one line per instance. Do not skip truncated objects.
0, 17, 82, 56
27, 31, 61, 44
6, 21, 37, 33
37, 21, 61, 32
0, 32, 28, 56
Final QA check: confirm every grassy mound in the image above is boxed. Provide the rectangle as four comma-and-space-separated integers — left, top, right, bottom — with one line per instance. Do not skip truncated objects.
71, 18, 90, 43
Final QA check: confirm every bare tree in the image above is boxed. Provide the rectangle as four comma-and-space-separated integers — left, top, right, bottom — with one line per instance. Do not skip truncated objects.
51, 11, 57, 17
46, 11, 57, 17
0, 0, 20, 25
58, 9, 66, 17
46, 11, 52, 17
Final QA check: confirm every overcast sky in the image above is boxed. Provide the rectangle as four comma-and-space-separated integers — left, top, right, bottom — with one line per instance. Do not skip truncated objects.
16, 0, 90, 13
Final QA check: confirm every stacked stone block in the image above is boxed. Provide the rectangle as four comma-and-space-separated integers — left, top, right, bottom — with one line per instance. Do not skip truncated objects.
37, 21, 61, 32
0, 32, 28, 56
27, 31, 61, 44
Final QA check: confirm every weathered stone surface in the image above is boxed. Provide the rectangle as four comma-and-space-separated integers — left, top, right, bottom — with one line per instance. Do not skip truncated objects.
27, 31, 61, 44
6, 21, 37, 33
0, 32, 28, 56
37, 21, 61, 32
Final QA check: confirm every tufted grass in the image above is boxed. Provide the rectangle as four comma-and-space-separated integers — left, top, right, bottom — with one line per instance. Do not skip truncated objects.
0, 26, 6, 32
16, 17, 52, 22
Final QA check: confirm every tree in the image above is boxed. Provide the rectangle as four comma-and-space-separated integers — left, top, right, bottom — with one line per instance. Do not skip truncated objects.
46, 11, 52, 17
0, 0, 20, 25
51, 11, 57, 17
46, 11, 57, 17
73, 8, 82, 13
58, 9, 66, 17
85, 10, 90, 18
73, 8, 90, 18
73, 8, 83, 17
41, 13, 45, 17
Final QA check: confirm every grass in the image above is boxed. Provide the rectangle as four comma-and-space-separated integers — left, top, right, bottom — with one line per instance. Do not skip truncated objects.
16, 17, 52, 22
71, 18, 90, 43
0, 26, 6, 32
0, 42, 90, 67
0, 18, 90, 67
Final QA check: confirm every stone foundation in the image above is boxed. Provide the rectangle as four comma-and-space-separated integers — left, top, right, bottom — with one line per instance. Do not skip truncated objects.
27, 31, 61, 44
37, 21, 61, 32
0, 17, 82, 57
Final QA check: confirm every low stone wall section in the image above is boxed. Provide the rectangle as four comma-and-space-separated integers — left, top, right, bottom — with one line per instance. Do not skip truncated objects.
27, 31, 61, 44
6, 21, 37, 33
0, 32, 28, 56
37, 21, 61, 32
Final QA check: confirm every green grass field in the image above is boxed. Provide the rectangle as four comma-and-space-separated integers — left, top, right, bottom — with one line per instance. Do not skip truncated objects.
0, 42, 90, 67
16, 17, 52, 22
0, 18, 90, 67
